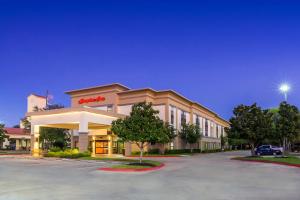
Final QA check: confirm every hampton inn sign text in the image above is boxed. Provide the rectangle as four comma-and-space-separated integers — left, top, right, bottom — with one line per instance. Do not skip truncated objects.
78, 96, 106, 104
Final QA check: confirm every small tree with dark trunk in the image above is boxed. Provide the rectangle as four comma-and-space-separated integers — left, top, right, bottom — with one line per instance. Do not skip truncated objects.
272, 102, 300, 155
179, 123, 202, 152
111, 102, 173, 163
220, 133, 227, 150
226, 103, 273, 156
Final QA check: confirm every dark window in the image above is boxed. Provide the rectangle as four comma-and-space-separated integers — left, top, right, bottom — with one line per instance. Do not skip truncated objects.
196, 116, 200, 127
181, 111, 186, 126
107, 105, 113, 112
171, 110, 174, 125
205, 119, 208, 136
216, 125, 219, 138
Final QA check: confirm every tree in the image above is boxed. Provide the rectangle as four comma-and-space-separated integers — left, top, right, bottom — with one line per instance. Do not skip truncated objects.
39, 127, 70, 150
226, 103, 273, 156
220, 133, 227, 150
31, 104, 68, 150
21, 117, 31, 131
111, 102, 174, 163
272, 102, 300, 154
227, 138, 248, 150
0, 124, 8, 147
33, 104, 64, 112
179, 123, 202, 152
164, 122, 177, 143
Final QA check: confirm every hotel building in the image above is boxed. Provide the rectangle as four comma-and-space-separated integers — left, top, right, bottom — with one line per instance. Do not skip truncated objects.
26, 83, 229, 156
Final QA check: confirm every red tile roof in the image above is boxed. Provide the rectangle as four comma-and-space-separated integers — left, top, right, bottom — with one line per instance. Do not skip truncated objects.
4, 128, 30, 136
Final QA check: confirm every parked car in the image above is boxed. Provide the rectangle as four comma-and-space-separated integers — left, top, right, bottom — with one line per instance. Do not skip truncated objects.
255, 145, 283, 156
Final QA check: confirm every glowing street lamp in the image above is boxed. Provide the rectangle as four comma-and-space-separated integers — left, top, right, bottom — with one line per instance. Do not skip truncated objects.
279, 83, 290, 101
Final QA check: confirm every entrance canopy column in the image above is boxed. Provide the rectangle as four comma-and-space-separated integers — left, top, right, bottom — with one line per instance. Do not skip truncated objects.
31, 125, 40, 157
78, 119, 88, 153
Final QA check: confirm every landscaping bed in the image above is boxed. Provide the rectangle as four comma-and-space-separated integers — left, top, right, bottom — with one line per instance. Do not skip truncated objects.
99, 160, 164, 172
44, 149, 164, 172
130, 148, 223, 157
0, 150, 30, 155
232, 156, 300, 167
44, 149, 90, 159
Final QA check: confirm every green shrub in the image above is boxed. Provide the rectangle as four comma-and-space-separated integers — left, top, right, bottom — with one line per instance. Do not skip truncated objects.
131, 151, 141, 156
131, 148, 161, 155
49, 147, 62, 152
164, 149, 201, 154
201, 149, 222, 153
148, 148, 160, 154
45, 149, 90, 158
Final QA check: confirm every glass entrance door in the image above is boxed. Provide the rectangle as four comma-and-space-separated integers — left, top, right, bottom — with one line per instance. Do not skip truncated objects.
95, 140, 109, 154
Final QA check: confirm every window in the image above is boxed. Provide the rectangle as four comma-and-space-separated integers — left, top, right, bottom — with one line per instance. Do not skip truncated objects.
181, 111, 186, 126
216, 125, 219, 138
205, 119, 208, 136
171, 110, 174, 125
196, 116, 200, 127
170, 142, 174, 150
107, 105, 113, 112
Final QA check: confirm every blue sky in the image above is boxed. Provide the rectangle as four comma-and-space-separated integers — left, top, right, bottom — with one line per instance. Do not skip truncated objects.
1, 0, 300, 126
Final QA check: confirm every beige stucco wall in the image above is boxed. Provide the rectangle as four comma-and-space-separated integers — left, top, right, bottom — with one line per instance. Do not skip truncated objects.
60, 84, 229, 154
27, 95, 46, 112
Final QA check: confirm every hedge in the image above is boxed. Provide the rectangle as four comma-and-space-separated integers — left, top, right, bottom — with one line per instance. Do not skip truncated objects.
45, 148, 90, 159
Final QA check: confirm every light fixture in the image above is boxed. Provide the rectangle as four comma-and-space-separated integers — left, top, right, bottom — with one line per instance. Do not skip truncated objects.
279, 83, 290, 101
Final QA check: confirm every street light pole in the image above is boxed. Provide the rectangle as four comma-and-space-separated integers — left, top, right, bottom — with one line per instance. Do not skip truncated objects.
279, 83, 290, 102
284, 92, 287, 102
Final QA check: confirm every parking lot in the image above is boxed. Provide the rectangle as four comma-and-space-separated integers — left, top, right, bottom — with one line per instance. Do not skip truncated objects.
0, 151, 299, 200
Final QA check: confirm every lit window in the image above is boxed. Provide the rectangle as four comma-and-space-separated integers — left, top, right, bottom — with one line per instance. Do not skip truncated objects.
170, 142, 174, 150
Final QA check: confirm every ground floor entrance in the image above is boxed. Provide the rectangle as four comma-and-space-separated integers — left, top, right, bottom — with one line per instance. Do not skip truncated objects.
27, 107, 131, 157
89, 134, 125, 156
95, 140, 109, 154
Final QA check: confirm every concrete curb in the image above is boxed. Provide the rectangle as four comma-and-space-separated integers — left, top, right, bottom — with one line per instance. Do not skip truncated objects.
127, 155, 180, 158
98, 163, 165, 172
232, 158, 300, 168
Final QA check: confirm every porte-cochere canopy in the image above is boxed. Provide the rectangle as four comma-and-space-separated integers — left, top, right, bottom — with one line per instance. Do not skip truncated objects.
26, 107, 126, 156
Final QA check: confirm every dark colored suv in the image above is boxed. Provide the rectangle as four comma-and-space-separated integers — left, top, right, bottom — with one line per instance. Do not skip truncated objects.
255, 145, 283, 156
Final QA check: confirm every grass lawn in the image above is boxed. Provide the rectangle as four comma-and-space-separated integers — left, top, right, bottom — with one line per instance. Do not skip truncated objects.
0, 150, 30, 154
110, 160, 162, 169
129, 154, 183, 157
80, 156, 162, 169
111, 164, 150, 169
234, 156, 300, 165
79, 156, 138, 162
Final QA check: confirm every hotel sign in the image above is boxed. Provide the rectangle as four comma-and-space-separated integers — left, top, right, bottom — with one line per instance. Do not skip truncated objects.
78, 96, 106, 104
